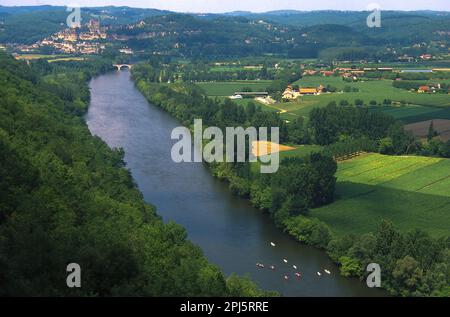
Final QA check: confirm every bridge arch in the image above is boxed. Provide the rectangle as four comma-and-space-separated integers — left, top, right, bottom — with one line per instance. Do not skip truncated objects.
113, 64, 133, 71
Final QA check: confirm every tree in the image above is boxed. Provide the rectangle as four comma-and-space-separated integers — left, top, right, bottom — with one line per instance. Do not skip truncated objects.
427, 121, 438, 141
284, 216, 332, 249
392, 256, 424, 296
339, 99, 349, 106
326, 84, 337, 93
439, 140, 450, 158
379, 137, 394, 154
339, 256, 362, 277
271, 154, 336, 212
387, 123, 417, 154
246, 102, 256, 118
227, 274, 278, 297
375, 221, 402, 258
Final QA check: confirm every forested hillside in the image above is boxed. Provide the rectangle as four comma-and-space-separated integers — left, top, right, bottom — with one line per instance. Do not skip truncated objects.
0, 53, 267, 296
2, 6, 448, 59
112, 12, 449, 59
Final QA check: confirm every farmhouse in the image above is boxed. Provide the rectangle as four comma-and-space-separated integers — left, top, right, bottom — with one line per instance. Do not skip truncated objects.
418, 85, 437, 93
340, 69, 365, 78
418, 85, 430, 93
321, 70, 334, 77
302, 69, 318, 76
282, 85, 324, 100
420, 54, 433, 60
282, 85, 301, 100
299, 87, 320, 95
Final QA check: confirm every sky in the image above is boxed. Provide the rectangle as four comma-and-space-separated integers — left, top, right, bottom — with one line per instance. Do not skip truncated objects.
0, 0, 449, 13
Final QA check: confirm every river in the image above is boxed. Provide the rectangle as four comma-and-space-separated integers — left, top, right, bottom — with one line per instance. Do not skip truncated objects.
85, 70, 386, 297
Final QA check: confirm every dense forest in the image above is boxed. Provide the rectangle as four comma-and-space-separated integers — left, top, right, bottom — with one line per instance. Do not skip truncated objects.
132, 62, 450, 297
0, 53, 273, 296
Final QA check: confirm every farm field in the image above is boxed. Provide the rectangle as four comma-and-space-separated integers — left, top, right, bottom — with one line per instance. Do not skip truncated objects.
370, 104, 444, 121
209, 65, 265, 72
198, 76, 450, 124
214, 95, 302, 122
215, 96, 280, 113
383, 107, 450, 124
47, 57, 86, 63
196, 80, 272, 96
293, 75, 349, 90
288, 77, 450, 119
441, 131, 450, 142
311, 153, 450, 238
15, 54, 65, 60
404, 119, 450, 140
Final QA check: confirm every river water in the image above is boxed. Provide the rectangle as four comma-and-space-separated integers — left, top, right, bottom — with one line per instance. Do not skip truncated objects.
85, 70, 386, 297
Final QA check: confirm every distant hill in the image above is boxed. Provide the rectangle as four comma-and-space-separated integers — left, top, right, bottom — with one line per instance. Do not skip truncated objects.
0, 9, 68, 44
0, 6, 448, 60
236, 10, 450, 27
0, 5, 66, 14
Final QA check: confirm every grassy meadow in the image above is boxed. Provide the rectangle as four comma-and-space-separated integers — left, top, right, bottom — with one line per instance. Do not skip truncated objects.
310, 153, 450, 238
197, 75, 450, 125
196, 80, 272, 96
289, 76, 450, 121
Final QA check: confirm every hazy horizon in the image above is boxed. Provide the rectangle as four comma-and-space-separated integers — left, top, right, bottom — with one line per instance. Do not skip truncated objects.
0, 0, 449, 13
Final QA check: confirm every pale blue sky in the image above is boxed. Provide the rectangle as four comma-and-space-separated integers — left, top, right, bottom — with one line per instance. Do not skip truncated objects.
0, 0, 449, 13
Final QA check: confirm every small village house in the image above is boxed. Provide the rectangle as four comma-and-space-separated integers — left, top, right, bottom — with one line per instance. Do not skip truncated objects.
282, 85, 324, 100
418, 85, 430, 93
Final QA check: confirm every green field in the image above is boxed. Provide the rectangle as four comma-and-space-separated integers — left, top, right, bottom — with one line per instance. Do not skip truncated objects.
289, 77, 450, 120
196, 81, 272, 96
15, 54, 65, 60
198, 76, 450, 125
293, 75, 349, 90
373, 106, 450, 124
47, 57, 86, 63
311, 153, 450, 238
209, 66, 264, 72
215, 96, 280, 113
